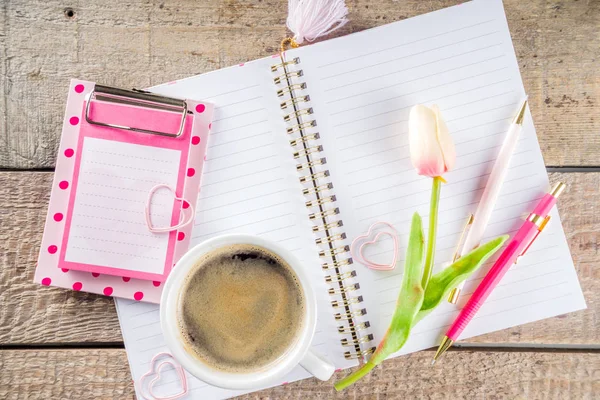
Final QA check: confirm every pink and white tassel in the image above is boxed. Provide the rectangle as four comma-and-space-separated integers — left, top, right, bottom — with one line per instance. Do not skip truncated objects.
286, 0, 349, 45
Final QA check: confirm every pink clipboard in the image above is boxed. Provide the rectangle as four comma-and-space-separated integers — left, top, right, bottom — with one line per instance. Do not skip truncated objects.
34, 80, 212, 303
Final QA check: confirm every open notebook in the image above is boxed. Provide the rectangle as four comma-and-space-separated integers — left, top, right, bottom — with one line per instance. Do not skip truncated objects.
116, 0, 586, 398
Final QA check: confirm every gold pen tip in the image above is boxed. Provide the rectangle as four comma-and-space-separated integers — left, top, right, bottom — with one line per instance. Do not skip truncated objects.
513, 97, 528, 125
433, 336, 454, 364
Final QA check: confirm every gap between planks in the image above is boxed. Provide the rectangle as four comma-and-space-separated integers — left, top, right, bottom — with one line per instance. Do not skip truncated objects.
2, 343, 600, 352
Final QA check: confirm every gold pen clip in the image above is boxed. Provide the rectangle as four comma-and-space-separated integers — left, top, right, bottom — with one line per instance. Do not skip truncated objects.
447, 214, 474, 304
451, 214, 475, 263
517, 182, 564, 262
514, 214, 551, 264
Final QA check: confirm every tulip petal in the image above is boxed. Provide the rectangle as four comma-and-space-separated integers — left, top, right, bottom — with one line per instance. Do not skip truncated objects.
431, 104, 456, 173
409, 105, 445, 177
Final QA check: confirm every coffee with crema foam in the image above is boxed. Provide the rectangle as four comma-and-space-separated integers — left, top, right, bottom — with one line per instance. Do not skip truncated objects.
177, 244, 305, 373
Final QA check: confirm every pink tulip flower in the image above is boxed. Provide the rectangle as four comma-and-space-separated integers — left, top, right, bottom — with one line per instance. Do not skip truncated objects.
408, 104, 456, 178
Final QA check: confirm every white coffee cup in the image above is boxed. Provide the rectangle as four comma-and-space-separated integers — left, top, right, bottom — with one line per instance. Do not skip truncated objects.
160, 234, 335, 390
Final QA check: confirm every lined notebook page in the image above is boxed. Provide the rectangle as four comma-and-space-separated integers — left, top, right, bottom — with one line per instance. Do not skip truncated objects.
65, 138, 180, 274
286, 0, 586, 357
117, 57, 355, 400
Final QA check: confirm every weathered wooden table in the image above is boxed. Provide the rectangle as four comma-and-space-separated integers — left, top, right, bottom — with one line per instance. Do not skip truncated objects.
1, 0, 599, 398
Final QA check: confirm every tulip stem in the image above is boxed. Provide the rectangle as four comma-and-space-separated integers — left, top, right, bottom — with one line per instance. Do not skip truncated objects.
334, 361, 376, 391
422, 176, 442, 290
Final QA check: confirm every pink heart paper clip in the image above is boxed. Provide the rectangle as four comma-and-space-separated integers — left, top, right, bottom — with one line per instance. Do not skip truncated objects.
138, 352, 188, 400
351, 222, 399, 271
145, 184, 194, 233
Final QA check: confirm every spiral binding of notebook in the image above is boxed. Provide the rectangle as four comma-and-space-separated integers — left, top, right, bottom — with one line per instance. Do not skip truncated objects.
271, 56, 375, 360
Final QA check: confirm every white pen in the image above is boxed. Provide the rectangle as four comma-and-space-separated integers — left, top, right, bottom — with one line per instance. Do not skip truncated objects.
447, 97, 529, 304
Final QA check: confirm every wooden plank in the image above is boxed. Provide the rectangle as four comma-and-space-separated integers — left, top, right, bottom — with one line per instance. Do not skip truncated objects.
0, 171, 598, 346
0, 348, 598, 399
503, 1, 600, 167
0, 349, 134, 400
1, 1, 7, 164
1, 0, 599, 168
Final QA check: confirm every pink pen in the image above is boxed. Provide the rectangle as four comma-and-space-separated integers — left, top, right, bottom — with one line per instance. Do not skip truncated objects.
432, 182, 566, 364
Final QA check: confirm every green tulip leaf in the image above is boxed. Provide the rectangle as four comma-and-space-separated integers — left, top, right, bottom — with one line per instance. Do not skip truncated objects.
335, 212, 425, 391
414, 235, 509, 325
370, 212, 426, 365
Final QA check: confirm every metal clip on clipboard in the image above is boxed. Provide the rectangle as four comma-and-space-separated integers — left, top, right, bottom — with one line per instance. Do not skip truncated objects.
85, 85, 189, 138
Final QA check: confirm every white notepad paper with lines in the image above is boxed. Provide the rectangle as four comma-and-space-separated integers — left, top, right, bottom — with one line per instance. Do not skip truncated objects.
116, 1, 585, 398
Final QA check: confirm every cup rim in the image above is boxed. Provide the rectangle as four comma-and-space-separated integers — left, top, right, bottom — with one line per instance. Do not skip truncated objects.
160, 234, 317, 390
